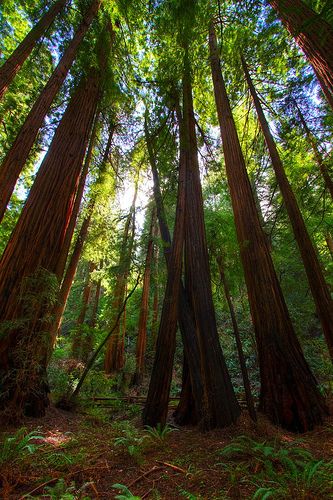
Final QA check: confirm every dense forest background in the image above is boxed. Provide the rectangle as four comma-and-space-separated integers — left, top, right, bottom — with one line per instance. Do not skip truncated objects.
0, 0, 333, 497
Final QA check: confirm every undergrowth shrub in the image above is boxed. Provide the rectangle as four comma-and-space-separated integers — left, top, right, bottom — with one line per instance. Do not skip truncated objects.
218, 435, 333, 499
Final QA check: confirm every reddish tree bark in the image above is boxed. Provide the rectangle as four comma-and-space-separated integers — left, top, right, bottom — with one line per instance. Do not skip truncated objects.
215, 251, 257, 422
0, 0, 100, 223
243, 56, 333, 361
143, 106, 187, 427
133, 207, 156, 386
0, 0, 67, 99
0, 70, 100, 419
182, 51, 240, 430
269, 0, 333, 110
104, 187, 137, 374
209, 22, 327, 432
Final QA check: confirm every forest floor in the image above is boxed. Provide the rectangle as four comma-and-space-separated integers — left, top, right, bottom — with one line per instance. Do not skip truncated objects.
1, 400, 333, 500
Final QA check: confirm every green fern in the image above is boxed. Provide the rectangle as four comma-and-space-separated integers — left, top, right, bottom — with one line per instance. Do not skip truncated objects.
112, 483, 141, 499
0, 427, 43, 466
144, 423, 178, 442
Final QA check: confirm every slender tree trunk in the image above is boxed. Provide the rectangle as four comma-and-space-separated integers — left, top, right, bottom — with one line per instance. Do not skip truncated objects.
72, 262, 95, 359
242, 56, 333, 361
215, 251, 257, 422
294, 100, 333, 199
104, 186, 137, 374
151, 226, 159, 347
79, 276, 102, 362
0, 0, 67, 99
0, 0, 100, 223
133, 207, 156, 386
0, 68, 100, 419
143, 109, 187, 427
144, 110, 204, 427
209, 22, 327, 432
55, 109, 100, 279
269, 0, 333, 110
51, 211, 93, 347
182, 51, 240, 430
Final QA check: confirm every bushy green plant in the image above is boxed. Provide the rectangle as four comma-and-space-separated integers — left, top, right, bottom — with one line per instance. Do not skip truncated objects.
113, 420, 147, 461
0, 427, 43, 466
144, 423, 178, 442
112, 483, 141, 499
43, 478, 92, 499
218, 435, 333, 499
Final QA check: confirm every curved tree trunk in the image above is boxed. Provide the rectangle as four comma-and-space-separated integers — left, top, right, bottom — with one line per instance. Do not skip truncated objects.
0, 0, 100, 223
242, 56, 333, 361
0, 0, 67, 99
0, 70, 100, 419
209, 22, 327, 432
269, 0, 333, 110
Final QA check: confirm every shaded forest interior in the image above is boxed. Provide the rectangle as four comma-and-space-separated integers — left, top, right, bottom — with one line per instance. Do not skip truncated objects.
0, 0, 333, 498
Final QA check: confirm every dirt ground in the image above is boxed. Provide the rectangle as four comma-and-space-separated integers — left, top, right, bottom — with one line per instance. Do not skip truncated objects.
1, 402, 333, 499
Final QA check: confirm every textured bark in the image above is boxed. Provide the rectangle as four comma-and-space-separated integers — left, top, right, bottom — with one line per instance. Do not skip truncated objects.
182, 52, 240, 430
269, 0, 333, 110
104, 187, 137, 374
173, 355, 197, 426
0, 0, 67, 99
51, 211, 93, 347
215, 251, 257, 422
55, 109, 100, 279
144, 111, 203, 427
0, 70, 100, 419
243, 56, 333, 361
209, 22, 327, 432
0, 0, 100, 223
143, 109, 187, 427
133, 207, 156, 386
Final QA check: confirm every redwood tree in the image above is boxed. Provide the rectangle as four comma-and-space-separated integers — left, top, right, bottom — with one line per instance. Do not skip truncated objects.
0, 0, 67, 99
269, 0, 333, 110
209, 21, 327, 432
0, 0, 100, 223
0, 69, 100, 419
133, 207, 156, 386
242, 55, 333, 361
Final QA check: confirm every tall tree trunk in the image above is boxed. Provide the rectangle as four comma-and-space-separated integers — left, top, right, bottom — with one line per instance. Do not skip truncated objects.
104, 186, 137, 374
269, 0, 333, 110
215, 251, 257, 422
182, 51, 240, 430
151, 224, 159, 347
133, 207, 156, 386
72, 262, 95, 359
0, 70, 100, 419
0, 0, 100, 223
51, 209, 93, 348
143, 108, 187, 427
55, 109, 100, 279
144, 110, 204, 427
209, 22, 327, 432
0, 0, 67, 99
242, 56, 333, 361
293, 100, 333, 199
